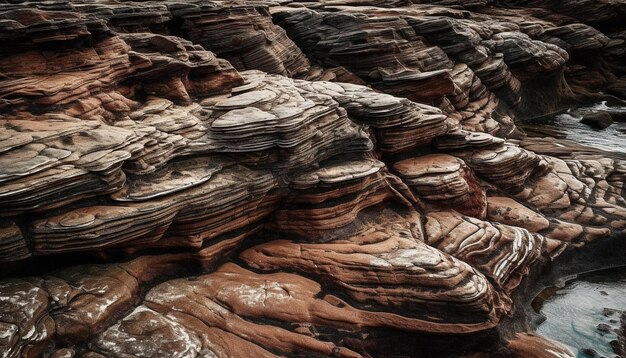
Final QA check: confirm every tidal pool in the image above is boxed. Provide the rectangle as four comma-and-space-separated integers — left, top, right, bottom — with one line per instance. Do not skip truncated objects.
534, 266, 626, 358
521, 102, 626, 154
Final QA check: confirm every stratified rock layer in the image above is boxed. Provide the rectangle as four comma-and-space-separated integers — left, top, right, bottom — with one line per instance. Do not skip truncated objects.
0, 1, 625, 357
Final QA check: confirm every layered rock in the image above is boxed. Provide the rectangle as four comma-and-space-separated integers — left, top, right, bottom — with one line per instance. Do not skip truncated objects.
502, 0, 626, 29
424, 211, 544, 290
299, 81, 450, 153
243, 207, 509, 333
393, 153, 487, 217
171, 4, 311, 77
499, 333, 575, 358
454, 141, 545, 191
0, 1, 625, 358
272, 6, 532, 136
0, 12, 377, 261
270, 157, 406, 238
205, 71, 373, 169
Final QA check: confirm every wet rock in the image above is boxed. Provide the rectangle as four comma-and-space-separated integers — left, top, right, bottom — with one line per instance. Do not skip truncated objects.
242, 207, 509, 333
0, 1, 624, 357
605, 110, 626, 123
502, 333, 575, 357
580, 348, 599, 357
90, 306, 210, 358
597, 323, 612, 333
581, 112, 614, 129
425, 211, 544, 290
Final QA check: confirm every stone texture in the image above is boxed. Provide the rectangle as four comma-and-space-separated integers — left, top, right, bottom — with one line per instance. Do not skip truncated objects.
500, 333, 575, 358
425, 211, 544, 290
393, 154, 487, 217
0, 1, 624, 357
242, 207, 509, 333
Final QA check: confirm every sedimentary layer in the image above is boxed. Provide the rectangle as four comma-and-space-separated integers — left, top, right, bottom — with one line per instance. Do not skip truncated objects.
0, 1, 625, 357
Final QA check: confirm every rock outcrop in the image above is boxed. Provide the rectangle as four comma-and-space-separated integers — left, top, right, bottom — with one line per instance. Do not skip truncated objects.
0, 1, 625, 357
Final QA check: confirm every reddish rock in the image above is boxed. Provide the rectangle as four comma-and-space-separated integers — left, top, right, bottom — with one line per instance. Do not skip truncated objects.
393, 154, 488, 218
0, 2, 624, 357
242, 207, 509, 333
425, 211, 544, 290
500, 333, 574, 357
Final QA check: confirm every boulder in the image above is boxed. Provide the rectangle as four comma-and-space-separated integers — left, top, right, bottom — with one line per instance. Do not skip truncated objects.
581, 112, 614, 129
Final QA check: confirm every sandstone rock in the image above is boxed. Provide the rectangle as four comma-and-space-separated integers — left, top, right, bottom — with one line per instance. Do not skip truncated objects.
0, 280, 55, 357
0, 249, 263, 357
242, 207, 508, 333
0, 220, 29, 262
317, 81, 450, 152
502, 0, 626, 28
541, 23, 610, 51
274, 5, 547, 137
486, 196, 550, 233
207, 71, 373, 169
425, 211, 544, 290
454, 142, 544, 191
270, 158, 410, 238
501, 333, 575, 358
273, 7, 457, 104
511, 154, 626, 241
90, 306, 213, 358
405, 16, 522, 106
0, 119, 134, 215
28, 166, 278, 255
0, 2, 624, 357
141, 262, 367, 357
172, 4, 311, 77
393, 154, 487, 217
0, 264, 139, 356
434, 129, 505, 150
76, 3, 172, 32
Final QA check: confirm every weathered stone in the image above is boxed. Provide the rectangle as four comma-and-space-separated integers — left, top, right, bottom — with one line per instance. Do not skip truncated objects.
393, 154, 487, 218
581, 112, 614, 129
0, 1, 624, 357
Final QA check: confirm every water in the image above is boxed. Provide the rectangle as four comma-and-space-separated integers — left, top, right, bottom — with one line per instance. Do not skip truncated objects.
535, 266, 626, 358
521, 102, 626, 154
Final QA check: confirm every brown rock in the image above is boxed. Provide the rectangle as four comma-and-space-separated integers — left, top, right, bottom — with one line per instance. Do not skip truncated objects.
425, 211, 544, 290
242, 207, 508, 332
501, 333, 574, 358
394, 154, 488, 218
0, 2, 624, 357
486, 196, 550, 232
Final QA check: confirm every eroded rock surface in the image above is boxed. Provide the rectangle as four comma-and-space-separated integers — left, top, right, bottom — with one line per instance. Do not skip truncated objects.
0, 1, 625, 357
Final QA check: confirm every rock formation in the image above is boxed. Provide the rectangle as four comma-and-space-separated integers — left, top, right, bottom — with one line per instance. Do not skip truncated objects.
0, 0, 625, 357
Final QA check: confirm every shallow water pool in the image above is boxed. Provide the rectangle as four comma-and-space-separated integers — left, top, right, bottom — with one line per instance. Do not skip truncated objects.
521, 102, 626, 154
535, 266, 626, 358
